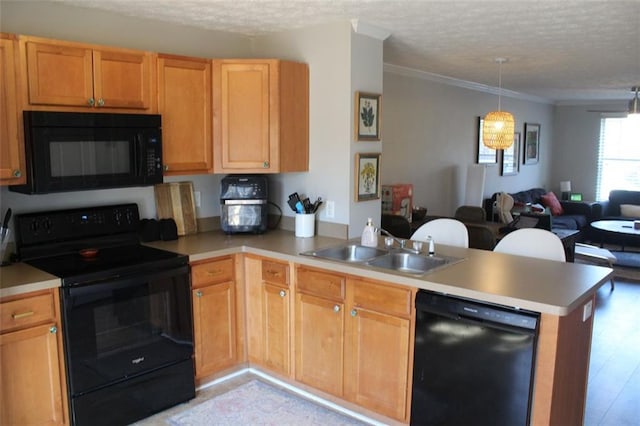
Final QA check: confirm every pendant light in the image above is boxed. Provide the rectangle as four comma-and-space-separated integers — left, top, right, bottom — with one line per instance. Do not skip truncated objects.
629, 86, 640, 116
483, 58, 515, 149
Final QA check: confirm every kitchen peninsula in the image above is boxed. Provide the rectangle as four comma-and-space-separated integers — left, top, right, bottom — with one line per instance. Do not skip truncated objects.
1, 229, 612, 425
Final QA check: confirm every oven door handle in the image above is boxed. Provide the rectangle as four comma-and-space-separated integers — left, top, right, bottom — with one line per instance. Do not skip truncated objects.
64, 265, 190, 299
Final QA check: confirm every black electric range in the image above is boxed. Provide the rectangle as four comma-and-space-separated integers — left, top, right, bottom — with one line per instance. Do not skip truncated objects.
14, 203, 195, 426
15, 203, 187, 286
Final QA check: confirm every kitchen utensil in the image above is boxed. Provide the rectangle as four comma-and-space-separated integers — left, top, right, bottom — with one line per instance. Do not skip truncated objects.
1, 208, 11, 243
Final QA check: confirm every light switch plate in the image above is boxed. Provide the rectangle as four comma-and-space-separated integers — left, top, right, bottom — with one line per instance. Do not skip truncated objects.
583, 300, 593, 322
194, 191, 201, 208
326, 201, 335, 218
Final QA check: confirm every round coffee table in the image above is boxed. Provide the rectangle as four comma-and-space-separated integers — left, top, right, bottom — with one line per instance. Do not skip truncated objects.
590, 220, 640, 248
591, 220, 640, 236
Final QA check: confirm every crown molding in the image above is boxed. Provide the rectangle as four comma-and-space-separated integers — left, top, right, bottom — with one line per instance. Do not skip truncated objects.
383, 63, 552, 105
350, 19, 391, 40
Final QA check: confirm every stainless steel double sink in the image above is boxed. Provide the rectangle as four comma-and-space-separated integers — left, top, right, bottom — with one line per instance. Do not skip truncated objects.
301, 243, 463, 276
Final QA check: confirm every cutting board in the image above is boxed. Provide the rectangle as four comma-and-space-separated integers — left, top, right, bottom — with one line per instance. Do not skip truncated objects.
154, 182, 198, 236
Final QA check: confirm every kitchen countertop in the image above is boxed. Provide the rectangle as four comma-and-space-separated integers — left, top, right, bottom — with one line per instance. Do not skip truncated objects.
0, 262, 60, 298
1, 229, 613, 315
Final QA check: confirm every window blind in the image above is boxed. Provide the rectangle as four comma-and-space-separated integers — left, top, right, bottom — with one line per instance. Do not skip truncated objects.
596, 116, 640, 200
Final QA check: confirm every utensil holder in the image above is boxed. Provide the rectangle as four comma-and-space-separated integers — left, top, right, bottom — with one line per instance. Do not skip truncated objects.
295, 213, 315, 238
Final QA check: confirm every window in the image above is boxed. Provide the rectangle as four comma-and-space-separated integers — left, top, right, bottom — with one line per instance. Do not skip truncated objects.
596, 116, 640, 200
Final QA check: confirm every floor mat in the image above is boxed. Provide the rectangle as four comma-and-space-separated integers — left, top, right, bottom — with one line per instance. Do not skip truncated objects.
167, 379, 366, 426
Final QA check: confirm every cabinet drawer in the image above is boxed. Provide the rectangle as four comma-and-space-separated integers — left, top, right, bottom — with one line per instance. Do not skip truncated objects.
192, 257, 234, 287
352, 279, 413, 318
296, 267, 345, 300
1, 291, 56, 332
262, 260, 288, 286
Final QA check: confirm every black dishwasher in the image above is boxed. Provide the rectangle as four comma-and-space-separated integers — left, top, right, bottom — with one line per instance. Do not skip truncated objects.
411, 290, 540, 426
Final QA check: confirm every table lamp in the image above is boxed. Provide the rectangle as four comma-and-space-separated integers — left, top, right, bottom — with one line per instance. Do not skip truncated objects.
560, 181, 572, 200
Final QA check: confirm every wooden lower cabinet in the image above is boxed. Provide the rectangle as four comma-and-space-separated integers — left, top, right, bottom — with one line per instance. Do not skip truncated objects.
244, 256, 292, 376
295, 291, 346, 396
0, 289, 68, 425
295, 265, 415, 422
344, 277, 414, 421
191, 257, 238, 378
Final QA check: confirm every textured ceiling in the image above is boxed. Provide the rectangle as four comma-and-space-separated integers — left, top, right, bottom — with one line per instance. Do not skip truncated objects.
54, 0, 640, 103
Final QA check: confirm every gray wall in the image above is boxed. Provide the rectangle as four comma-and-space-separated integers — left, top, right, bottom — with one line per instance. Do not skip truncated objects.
382, 69, 555, 216
551, 103, 627, 201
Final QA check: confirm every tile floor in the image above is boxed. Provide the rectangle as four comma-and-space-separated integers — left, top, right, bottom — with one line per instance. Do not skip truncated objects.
136, 278, 640, 426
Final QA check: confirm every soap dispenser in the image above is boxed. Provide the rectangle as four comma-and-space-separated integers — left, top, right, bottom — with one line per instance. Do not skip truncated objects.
361, 218, 378, 247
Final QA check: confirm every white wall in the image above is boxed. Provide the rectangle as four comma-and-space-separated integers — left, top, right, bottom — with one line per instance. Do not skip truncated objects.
252, 22, 354, 227
382, 69, 555, 216
0, 1, 252, 218
349, 31, 384, 237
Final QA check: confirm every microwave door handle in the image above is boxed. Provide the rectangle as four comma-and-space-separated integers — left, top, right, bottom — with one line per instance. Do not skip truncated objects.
135, 133, 144, 177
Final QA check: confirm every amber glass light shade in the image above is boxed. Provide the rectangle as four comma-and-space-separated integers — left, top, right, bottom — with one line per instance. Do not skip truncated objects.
482, 111, 515, 149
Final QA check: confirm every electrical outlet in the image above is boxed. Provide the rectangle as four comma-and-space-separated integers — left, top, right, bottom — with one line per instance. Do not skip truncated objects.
582, 300, 593, 322
326, 201, 335, 218
194, 191, 201, 208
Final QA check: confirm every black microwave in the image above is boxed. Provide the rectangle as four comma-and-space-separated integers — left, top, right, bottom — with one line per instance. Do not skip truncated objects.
10, 111, 163, 194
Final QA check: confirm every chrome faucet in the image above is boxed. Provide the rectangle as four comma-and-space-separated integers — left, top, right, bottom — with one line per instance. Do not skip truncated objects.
377, 227, 407, 248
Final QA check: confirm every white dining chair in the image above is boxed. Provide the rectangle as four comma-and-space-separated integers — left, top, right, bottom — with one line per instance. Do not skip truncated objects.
493, 228, 566, 262
411, 218, 469, 248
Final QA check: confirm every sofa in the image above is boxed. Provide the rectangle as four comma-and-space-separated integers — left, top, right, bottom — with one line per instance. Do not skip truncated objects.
597, 190, 640, 219
484, 188, 599, 234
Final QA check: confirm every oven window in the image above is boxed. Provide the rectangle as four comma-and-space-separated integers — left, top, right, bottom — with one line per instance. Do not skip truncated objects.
63, 270, 193, 395
49, 140, 130, 177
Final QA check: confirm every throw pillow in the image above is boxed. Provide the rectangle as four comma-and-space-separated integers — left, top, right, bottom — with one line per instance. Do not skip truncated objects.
540, 191, 564, 216
620, 204, 640, 218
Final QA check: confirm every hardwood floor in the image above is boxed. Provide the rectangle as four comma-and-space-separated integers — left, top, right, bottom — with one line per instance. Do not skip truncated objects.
585, 277, 640, 425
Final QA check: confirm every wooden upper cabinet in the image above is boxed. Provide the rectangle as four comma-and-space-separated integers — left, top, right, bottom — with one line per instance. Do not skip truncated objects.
20, 36, 155, 112
213, 59, 309, 173
157, 54, 212, 174
0, 34, 25, 184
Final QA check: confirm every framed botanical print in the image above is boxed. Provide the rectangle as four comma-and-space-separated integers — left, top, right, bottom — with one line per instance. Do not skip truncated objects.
523, 123, 540, 164
355, 92, 381, 141
501, 132, 520, 176
355, 153, 381, 201
477, 117, 498, 164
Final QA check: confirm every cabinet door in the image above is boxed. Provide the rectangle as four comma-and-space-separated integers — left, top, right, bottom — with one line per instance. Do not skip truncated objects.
263, 282, 290, 374
214, 61, 271, 171
345, 307, 411, 420
295, 292, 344, 396
93, 49, 153, 110
0, 323, 66, 425
25, 39, 94, 107
192, 281, 236, 378
0, 36, 24, 184
158, 55, 212, 174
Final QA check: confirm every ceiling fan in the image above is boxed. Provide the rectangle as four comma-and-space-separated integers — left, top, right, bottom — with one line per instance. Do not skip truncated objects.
587, 87, 640, 113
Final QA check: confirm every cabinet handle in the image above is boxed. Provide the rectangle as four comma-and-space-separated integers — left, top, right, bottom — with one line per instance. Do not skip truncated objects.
333, 305, 340, 313
88, 97, 95, 106
266, 270, 281, 278
12, 311, 34, 320
206, 269, 223, 276
163, 164, 170, 171
263, 161, 269, 168
49, 326, 57, 334
97, 98, 105, 107
279, 290, 286, 297
196, 291, 202, 297
12, 169, 21, 177
350, 309, 358, 317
